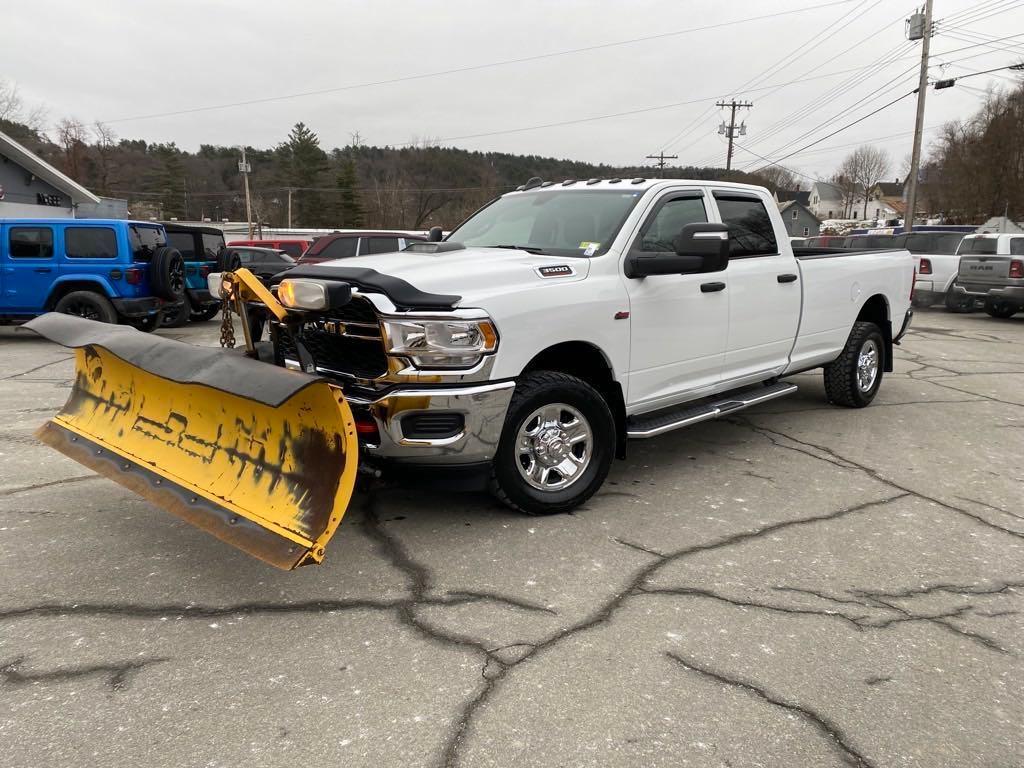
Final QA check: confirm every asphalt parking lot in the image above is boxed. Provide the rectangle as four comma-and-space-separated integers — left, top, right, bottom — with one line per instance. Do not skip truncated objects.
1, 309, 1022, 768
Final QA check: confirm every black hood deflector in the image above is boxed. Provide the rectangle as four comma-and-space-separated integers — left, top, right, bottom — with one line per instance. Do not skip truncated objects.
277, 265, 461, 311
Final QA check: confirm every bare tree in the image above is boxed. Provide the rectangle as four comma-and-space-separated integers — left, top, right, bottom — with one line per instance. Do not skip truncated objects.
0, 78, 47, 130
752, 164, 800, 193
53, 118, 90, 181
92, 121, 118, 195
850, 145, 892, 219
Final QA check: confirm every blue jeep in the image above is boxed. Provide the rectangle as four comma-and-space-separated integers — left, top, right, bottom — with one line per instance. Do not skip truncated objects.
160, 222, 224, 326
0, 219, 185, 331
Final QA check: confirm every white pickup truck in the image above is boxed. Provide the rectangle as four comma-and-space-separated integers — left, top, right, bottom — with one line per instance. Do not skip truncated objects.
949, 233, 1024, 318
233, 178, 913, 514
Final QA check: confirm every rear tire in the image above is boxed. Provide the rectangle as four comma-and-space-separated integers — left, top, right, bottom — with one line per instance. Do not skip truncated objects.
128, 312, 163, 333
161, 294, 191, 328
490, 371, 614, 515
190, 304, 221, 322
984, 300, 1017, 319
944, 289, 974, 313
823, 321, 884, 408
54, 291, 117, 324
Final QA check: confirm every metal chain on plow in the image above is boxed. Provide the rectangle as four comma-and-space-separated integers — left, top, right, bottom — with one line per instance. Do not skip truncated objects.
219, 292, 236, 348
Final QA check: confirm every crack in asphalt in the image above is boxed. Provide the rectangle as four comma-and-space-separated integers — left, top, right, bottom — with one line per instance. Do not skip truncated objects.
0, 475, 104, 497
437, 493, 906, 766
0, 655, 168, 692
665, 651, 876, 768
0, 356, 74, 380
732, 418, 1024, 542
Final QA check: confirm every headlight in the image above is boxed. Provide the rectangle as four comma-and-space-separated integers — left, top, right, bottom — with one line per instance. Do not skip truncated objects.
381, 318, 498, 368
278, 279, 351, 311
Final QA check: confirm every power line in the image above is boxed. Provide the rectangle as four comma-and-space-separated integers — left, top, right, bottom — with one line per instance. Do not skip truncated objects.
87, 0, 860, 127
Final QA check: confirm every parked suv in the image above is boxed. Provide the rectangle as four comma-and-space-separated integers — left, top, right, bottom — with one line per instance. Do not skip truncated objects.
296, 231, 426, 264
950, 233, 1024, 318
0, 219, 183, 331
161, 223, 224, 325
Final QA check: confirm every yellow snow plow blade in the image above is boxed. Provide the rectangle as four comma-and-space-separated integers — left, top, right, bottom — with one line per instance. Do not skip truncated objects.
23, 313, 359, 570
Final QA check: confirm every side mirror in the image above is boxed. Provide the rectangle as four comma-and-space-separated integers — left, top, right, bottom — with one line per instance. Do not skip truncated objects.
428, 226, 444, 242
625, 223, 730, 279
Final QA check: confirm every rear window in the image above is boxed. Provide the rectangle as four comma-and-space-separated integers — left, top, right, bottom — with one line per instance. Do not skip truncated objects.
167, 231, 196, 258
129, 225, 166, 262
363, 236, 400, 255
315, 236, 359, 260
201, 233, 224, 259
895, 233, 963, 254
715, 195, 778, 257
66, 227, 118, 259
278, 242, 304, 257
1011, 238, 1024, 256
958, 238, 998, 255
9, 226, 54, 258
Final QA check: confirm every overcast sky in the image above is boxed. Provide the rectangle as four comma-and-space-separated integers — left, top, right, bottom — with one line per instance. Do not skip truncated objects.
7, 0, 1024, 181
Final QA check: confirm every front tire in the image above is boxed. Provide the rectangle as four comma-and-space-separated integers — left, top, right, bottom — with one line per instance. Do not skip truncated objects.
161, 294, 191, 328
823, 321, 884, 408
490, 371, 614, 515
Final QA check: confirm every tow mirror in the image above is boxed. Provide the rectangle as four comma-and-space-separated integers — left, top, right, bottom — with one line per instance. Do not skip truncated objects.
625, 223, 731, 279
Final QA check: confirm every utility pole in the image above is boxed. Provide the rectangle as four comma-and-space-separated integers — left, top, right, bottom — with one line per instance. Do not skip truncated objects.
716, 100, 753, 171
239, 147, 254, 239
286, 188, 294, 229
904, 0, 933, 234
645, 151, 678, 177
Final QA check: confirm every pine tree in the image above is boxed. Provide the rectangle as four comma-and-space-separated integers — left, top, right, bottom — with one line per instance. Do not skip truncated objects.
335, 156, 364, 227
282, 122, 328, 226
149, 142, 185, 219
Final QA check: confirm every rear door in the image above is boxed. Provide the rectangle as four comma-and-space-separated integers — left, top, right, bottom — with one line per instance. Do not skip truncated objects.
623, 188, 728, 408
711, 191, 801, 383
58, 225, 121, 289
4, 224, 56, 312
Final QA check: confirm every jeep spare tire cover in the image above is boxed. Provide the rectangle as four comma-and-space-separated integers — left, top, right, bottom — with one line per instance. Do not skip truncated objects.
149, 247, 186, 301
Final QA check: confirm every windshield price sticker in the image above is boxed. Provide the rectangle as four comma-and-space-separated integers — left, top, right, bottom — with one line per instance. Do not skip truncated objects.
579, 242, 601, 256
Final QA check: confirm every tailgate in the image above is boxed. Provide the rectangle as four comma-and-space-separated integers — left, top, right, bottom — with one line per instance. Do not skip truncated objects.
958, 256, 1011, 286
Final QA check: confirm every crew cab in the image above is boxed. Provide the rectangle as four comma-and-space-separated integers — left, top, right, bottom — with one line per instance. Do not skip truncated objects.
949, 233, 1024, 318
0, 218, 184, 331
231, 179, 913, 514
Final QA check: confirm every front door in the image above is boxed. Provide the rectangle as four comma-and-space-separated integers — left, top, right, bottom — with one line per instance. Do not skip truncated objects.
2, 224, 56, 312
623, 189, 729, 410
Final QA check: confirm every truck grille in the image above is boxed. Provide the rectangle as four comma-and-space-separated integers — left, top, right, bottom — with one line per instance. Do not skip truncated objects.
274, 296, 389, 379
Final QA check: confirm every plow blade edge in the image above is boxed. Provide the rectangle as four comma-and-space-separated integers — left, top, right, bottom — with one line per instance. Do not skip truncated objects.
24, 313, 359, 569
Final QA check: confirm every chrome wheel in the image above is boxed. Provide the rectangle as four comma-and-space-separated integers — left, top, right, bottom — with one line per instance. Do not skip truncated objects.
857, 338, 879, 392
515, 403, 592, 492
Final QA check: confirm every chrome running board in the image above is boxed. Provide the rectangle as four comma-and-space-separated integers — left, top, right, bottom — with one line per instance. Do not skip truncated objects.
626, 382, 797, 439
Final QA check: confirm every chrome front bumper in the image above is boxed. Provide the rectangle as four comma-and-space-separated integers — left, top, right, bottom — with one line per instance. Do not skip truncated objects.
349, 381, 516, 465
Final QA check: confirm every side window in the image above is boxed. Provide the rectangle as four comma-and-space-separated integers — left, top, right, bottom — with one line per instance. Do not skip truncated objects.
715, 195, 779, 257
167, 232, 196, 258
129, 225, 165, 262
365, 236, 400, 255
320, 237, 358, 259
9, 227, 54, 258
238, 250, 253, 264
201, 233, 224, 258
1010, 238, 1024, 256
632, 195, 708, 253
65, 227, 118, 259
279, 242, 303, 257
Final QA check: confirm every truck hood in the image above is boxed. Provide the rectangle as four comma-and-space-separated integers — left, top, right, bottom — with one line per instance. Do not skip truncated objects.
314, 247, 591, 305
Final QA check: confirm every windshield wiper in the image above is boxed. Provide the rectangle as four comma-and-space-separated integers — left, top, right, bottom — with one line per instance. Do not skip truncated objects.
487, 244, 547, 254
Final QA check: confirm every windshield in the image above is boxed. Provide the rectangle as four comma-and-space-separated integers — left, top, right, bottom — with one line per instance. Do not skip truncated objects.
448, 189, 645, 256
958, 237, 998, 255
